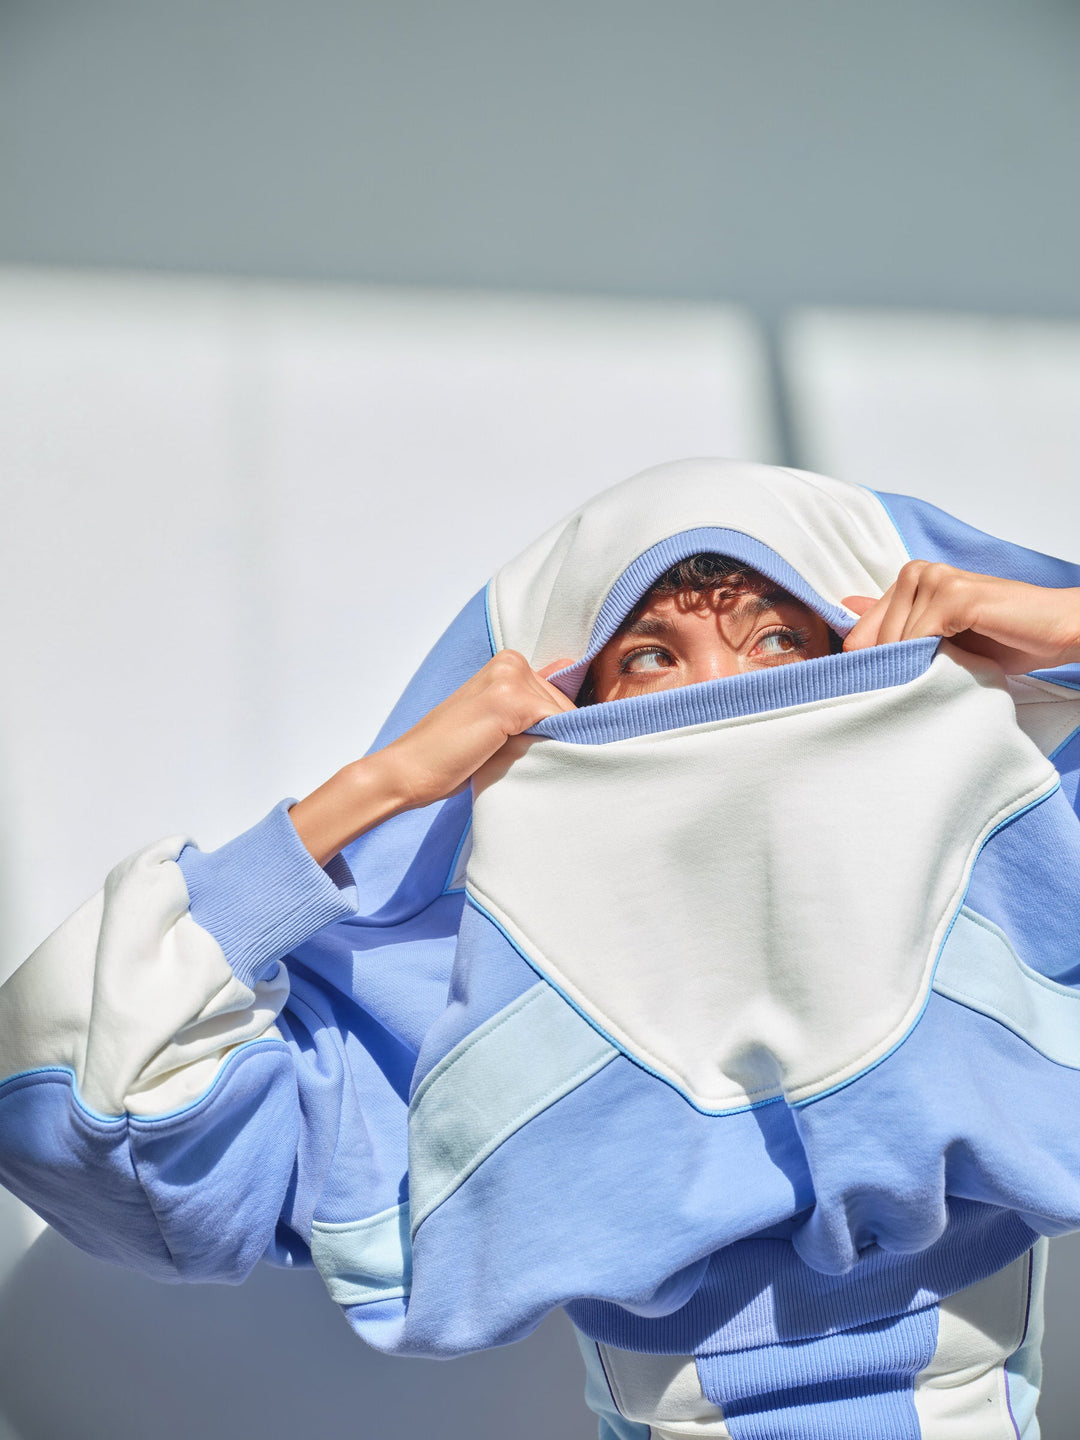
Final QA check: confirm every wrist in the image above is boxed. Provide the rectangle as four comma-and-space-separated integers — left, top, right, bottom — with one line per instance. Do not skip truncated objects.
289, 753, 412, 868
1062, 588, 1080, 665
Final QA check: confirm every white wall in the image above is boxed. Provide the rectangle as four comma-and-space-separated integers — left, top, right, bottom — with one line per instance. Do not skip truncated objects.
0, 268, 774, 969
0, 267, 773, 1440
784, 307, 1080, 557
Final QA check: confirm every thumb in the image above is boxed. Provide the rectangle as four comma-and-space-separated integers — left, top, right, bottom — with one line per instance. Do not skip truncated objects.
841, 595, 877, 617
536, 658, 574, 679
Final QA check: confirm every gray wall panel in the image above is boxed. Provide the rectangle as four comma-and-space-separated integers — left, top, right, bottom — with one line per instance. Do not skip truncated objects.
1, 1, 1079, 318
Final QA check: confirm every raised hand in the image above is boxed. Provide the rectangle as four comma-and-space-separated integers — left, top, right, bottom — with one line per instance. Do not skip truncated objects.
290, 652, 575, 865
842, 561, 1080, 675
378, 653, 576, 811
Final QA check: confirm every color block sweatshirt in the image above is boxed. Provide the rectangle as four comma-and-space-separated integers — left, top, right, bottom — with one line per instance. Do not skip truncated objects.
2, 459, 1080, 1439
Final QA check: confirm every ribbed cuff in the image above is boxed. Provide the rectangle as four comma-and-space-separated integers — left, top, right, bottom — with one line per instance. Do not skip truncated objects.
176, 800, 358, 987
535, 637, 941, 745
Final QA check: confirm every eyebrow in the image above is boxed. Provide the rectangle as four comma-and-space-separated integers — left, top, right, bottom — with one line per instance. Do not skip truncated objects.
730, 590, 806, 620
619, 590, 810, 640
620, 616, 679, 640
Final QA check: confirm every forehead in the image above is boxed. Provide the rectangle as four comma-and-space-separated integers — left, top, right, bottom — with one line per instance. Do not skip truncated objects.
621, 582, 813, 632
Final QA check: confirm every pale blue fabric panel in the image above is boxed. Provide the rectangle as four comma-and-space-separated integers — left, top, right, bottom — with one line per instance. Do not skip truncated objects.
310, 1202, 412, 1307
933, 908, 1080, 1068
409, 981, 617, 1232
572, 1327, 652, 1440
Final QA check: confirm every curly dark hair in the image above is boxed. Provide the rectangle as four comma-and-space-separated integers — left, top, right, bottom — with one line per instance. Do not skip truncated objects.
575, 552, 838, 704
619, 553, 761, 627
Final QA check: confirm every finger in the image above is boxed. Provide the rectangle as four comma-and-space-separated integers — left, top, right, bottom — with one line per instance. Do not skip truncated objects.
898, 590, 947, 641
531, 657, 578, 713
900, 566, 980, 643
535, 658, 573, 679
874, 561, 928, 645
841, 595, 877, 617
842, 589, 892, 651
532, 669, 577, 715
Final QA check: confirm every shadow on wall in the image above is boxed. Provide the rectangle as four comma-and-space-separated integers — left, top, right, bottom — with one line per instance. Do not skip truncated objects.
0, 1228, 595, 1440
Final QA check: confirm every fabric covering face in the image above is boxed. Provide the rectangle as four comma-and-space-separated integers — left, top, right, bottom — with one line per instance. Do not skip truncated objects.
468, 646, 1054, 1113
362, 459, 1080, 1331
393, 459, 1080, 1357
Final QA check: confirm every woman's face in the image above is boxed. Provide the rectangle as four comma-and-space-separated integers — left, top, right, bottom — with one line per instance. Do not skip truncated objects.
585, 579, 834, 703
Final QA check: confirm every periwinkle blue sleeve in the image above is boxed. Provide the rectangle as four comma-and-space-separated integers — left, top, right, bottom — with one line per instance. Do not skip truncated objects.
0, 587, 493, 1284
879, 492, 1080, 828
877, 491, 1080, 691
176, 799, 358, 987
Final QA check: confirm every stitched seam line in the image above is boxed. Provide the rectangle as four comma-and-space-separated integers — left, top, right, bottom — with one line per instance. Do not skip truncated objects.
957, 907, 1080, 999
410, 984, 548, 1109
469, 774, 1058, 1112
411, 1046, 615, 1233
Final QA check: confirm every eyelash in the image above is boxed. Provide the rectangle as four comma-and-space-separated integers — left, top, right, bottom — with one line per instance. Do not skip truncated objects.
618, 645, 673, 673
617, 626, 812, 674
757, 625, 811, 655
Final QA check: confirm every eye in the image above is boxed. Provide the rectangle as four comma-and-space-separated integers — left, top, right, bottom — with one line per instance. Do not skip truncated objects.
619, 646, 677, 674
752, 627, 810, 661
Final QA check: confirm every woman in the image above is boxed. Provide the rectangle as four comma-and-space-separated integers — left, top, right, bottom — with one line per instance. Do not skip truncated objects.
2, 458, 1080, 1438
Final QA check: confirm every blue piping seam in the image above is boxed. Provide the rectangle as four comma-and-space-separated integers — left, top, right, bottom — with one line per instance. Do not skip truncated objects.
0, 1035, 287, 1126
441, 816, 473, 896
797, 781, 1061, 1110
463, 891, 782, 1118
595, 1341, 652, 1440
1003, 1248, 1035, 1440
1008, 1244, 1048, 1434
482, 578, 498, 656
867, 488, 915, 560
1049, 724, 1080, 762
465, 781, 1061, 1117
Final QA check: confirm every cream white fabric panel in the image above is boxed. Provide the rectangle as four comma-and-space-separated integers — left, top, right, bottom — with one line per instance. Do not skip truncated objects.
469, 649, 1056, 1111
913, 1248, 1033, 1440
489, 458, 909, 666
1006, 676, 1080, 758
782, 308, 1080, 558
598, 1345, 731, 1434
0, 838, 288, 1118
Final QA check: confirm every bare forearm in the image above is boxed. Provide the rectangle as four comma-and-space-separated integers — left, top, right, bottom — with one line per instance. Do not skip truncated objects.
844, 568, 1080, 674
289, 651, 575, 868
289, 753, 411, 868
